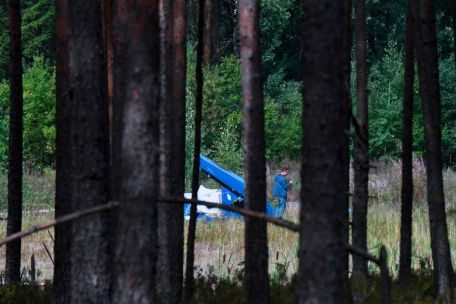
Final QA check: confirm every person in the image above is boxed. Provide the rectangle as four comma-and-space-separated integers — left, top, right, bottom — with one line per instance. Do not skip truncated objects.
273, 167, 293, 217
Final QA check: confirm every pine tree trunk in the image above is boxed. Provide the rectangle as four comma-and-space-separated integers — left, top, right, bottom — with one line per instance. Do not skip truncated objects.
239, 0, 269, 302
203, 0, 212, 65
413, 0, 453, 299
54, 0, 71, 301
297, 0, 345, 302
212, 0, 220, 64
399, 0, 414, 285
5, 0, 23, 285
342, 0, 352, 287
352, 0, 369, 277
159, 0, 186, 302
184, 0, 204, 300
67, 0, 110, 301
113, 0, 160, 302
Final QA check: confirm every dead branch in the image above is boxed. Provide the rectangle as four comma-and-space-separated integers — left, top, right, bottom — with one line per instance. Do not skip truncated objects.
0, 201, 119, 247
159, 195, 300, 232
344, 243, 379, 265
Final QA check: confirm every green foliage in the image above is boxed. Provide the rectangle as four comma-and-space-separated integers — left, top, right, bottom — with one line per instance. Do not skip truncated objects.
0, 0, 55, 80
0, 283, 53, 304
0, 56, 55, 170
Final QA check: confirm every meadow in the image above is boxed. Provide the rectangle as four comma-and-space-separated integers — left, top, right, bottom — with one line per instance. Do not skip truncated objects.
0, 157, 455, 302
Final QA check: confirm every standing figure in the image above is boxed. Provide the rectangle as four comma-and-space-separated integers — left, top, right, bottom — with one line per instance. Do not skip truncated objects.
273, 167, 293, 217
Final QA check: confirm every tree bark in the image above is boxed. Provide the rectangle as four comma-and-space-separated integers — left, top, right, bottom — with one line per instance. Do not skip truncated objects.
239, 0, 269, 303
158, 0, 186, 302
352, 0, 369, 277
297, 0, 345, 302
113, 0, 160, 302
5, 0, 23, 285
413, 0, 453, 299
67, 0, 110, 301
342, 0, 352, 288
212, 0, 220, 64
203, 0, 212, 65
54, 0, 71, 301
184, 0, 204, 300
399, 0, 414, 286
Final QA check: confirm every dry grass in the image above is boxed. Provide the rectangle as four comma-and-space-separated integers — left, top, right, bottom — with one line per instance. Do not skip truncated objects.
2, 157, 456, 299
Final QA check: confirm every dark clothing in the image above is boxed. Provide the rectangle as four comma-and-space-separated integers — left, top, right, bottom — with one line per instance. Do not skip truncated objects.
273, 174, 291, 198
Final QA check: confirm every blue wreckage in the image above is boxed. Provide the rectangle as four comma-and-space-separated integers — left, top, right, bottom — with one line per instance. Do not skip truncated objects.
184, 155, 277, 220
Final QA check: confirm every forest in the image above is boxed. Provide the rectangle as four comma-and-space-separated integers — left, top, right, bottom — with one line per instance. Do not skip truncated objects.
0, 0, 455, 303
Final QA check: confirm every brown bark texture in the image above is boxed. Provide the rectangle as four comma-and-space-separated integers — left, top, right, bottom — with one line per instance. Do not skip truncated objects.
239, 0, 269, 303
113, 0, 160, 303
184, 0, 204, 300
342, 0, 352, 286
399, 0, 414, 285
158, 0, 186, 302
203, 0, 212, 65
67, 0, 110, 301
352, 0, 369, 276
5, 0, 23, 285
102, 0, 116, 298
212, 0, 220, 64
54, 0, 72, 301
297, 0, 345, 302
413, 0, 453, 299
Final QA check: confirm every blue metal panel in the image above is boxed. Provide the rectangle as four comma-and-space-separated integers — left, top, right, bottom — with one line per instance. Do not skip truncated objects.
199, 155, 277, 216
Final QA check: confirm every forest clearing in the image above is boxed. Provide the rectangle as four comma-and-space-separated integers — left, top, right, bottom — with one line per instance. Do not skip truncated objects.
1, 0, 456, 302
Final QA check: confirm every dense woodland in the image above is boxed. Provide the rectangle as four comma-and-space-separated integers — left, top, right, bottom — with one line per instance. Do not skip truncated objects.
0, 0, 455, 172
0, 0, 456, 303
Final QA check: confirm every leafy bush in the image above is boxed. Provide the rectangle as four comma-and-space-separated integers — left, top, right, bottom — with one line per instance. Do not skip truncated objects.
0, 56, 55, 170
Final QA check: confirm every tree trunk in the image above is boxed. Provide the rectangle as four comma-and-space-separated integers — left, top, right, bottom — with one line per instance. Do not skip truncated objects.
212, 0, 220, 64
54, 0, 71, 301
399, 0, 414, 286
239, 0, 269, 303
184, 0, 204, 300
113, 0, 160, 302
159, 0, 186, 302
342, 0, 352, 288
67, 0, 110, 301
203, 0, 212, 65
5, 0, 23, 285
352, 0, 369, 277
297, 0, 345, 302
413, 0, 453, 299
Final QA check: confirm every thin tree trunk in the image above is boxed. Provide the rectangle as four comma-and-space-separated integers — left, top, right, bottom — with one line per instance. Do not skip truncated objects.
67, 0, 110, 301
342, 0, 352, 288
212, 0, 220, 64
102, 0, 115, 299
203, 0, 212, 65
297, 0, 345, 302
413, 0, 453, 299
184, 0, 204, 299
5, 0, 23, 285
352, 0, 369, 277
239, 0, 269, 302
54, 0, 71, 301
399, 0, 414, 286
113, 0, 160, 302
453, 0, 456, 71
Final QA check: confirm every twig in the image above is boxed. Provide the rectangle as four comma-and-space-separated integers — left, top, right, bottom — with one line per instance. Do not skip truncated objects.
0, 201, 119, 247
159, 196, 300, 232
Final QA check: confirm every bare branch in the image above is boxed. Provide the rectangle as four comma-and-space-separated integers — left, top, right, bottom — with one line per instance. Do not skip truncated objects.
159, 196, 300, 232
344, 243, 379, 265
0, 202, 119, 247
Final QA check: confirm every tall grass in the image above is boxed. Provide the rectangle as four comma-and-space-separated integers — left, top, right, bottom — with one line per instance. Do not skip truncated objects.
1, 157, 456, 292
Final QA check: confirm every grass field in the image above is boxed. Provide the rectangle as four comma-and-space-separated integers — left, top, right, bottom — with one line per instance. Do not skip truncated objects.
0, 157, 455, 301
